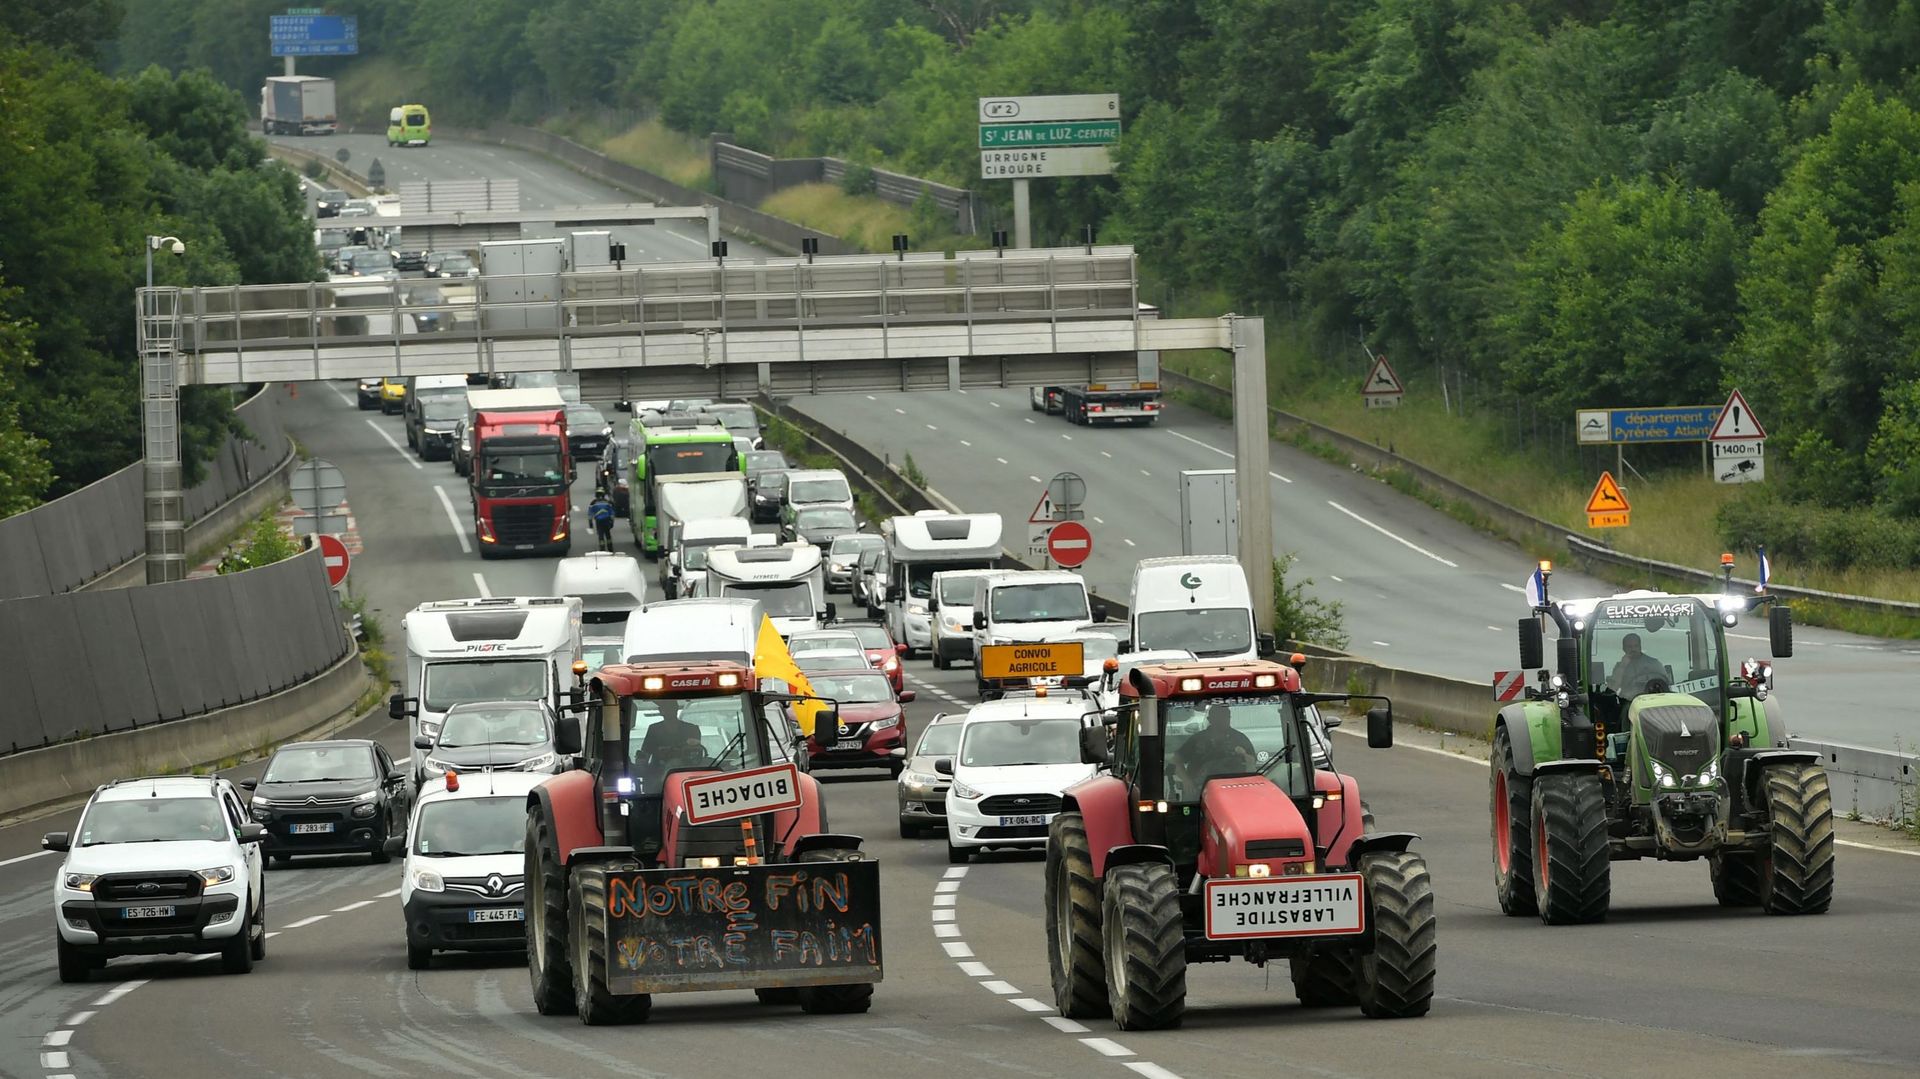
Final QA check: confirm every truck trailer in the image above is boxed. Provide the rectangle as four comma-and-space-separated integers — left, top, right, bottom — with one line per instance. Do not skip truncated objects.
260, 76, 337, 136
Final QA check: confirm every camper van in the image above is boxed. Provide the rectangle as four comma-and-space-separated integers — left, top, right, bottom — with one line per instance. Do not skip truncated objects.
550, 553, 648, 630
881, 513, 1003, 657
706, 543, 829, 636
667, 516, 755, 599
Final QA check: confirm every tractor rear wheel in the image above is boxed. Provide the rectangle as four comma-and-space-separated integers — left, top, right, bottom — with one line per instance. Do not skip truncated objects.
570, 862, 650, 1025
525, 812, 576, 1015
1045, 812, 1107, 1019
1288, 952, 1358, 1007
1490, 726, 1536, 917
1354, 851, 1436, 1019
1530, 771, 1610, 925
1710, 853, 1763, 907
1102, 862, 1186, 1030
794, 849, 875, 1015
1758, 763, 1835, 916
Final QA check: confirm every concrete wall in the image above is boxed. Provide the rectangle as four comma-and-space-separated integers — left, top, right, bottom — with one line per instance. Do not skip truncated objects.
713, 139, 982, 236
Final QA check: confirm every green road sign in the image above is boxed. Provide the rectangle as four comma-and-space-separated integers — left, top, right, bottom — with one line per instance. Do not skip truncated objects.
978, 120, 1121, 149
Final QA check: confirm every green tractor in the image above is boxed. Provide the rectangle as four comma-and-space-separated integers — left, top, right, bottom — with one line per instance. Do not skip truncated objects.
1489, 557, 1834, 924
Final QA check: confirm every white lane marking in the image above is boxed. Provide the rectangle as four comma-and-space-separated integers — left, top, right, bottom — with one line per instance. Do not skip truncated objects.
926, 424, 939, 431
43, 1030, 72, 1046
1371, 640, 1391, 648
93, 981, 146, 1007
981, 980, 1021, 995
41, 1052, 68, 1069
333, 899, 376, 912
264, 932, 281, 939
933, 924, 961, 937
935, 880, 962, 893
866, 395, 877, 401
1125, 1064, 1185, 1079
1488, 625, 1503, 631
1501, 582, 1525, 593
0, 849, 52, 868
1166, 429, 1295, 483
1100, 450, 1113, 458
933, 893, 958, 907
1024, 417, 1036, 424
1093, 516, 1105, 524
434, 485, 473, 554
1326, 500, 1459, 567
942, 942, 974, 957
1140, 469, 1151, 477
960, 440, 972, 447
943, 867, 969, 879
379, 887, 403, 897
1028, 475, 1043, 483
1330, 575, 1344, 583
1010, 997, 1053, 1013
1123, 538, 1136, 547
957, 961, 994, 977
1061, 433, 1073, 441
990, 401, 1001, 408
65, 1012, 95, 1028
472, 572, 494, 599
996, 457, 1009, 465
283, 914, 329, 929
894, 408, 906, 415
1044, 1016, 1089, 1034
329, 382, 355, 407
364, 418, 424, 469
1081, 1038, 1134, 1057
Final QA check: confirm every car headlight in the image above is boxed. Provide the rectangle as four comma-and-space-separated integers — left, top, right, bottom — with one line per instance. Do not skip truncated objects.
197, 865, 237, 887
872, 715, 900, 730
419, 719, 441, 739
63, 872, 99, 892
941, 615, 965, 631
352, 803, 379, 819
353, 789, 380, 803
900, 771, 941, 793
412, 868, 444, 893
1648, 760, 1677, 788
424, 757, 452, 774
907, 602, 928, 616
1695, 757, 1720, 785
518, 752, 557, 772
951, 781, 983, 800
881, 655, 899, 672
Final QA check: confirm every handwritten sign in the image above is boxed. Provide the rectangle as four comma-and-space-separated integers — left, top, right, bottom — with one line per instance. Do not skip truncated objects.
680, 764, 803, 825
603, 861, 884, 993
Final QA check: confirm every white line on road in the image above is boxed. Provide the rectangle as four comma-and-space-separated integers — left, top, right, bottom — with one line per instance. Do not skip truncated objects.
93, 981, 146, 1007
364, 418, 424, 469
931, 909, 956, 922
990, 401, 1001, 408
64, 1012, 95, 1028
942, 942, 973, 957
1125, 1064, 1185, 1079
933, 893, 957, 907
1081, 1038, 1134, 1057
283, 915, 329, 929
933, 924, 961, 937
0, 849, 52, 868
1123, 538, 1136, 547
1500, 582, 1525, 593
1326, 500, 1460, 567
378, 887, 403, 897
1371, 640, 1392, 647
1029, 475, 1043, 483
1044, 1016, 1089, 1034
1092, 516, 1104, 524
943, 866, 969, 879
434, 486, 473, 554
473, 572, 492, 599
935, 880, 962, 892
926, 424, 939, 431
1024, 417, 1036, 424
1100, 450, 1113, 458
41, 1052, 68, 1070
1061, 433, 1073, 440
960, 440, 972, 447
1140, 470, 1152, 477
1488, 625, 1503, 631
329, 382, 355, 407
894, 408, 906, 415
957, 961, 993, 977
1010, 997, 1053, 1012
866, 395, 877, 401
997, 458, 1009, 465
1166, 429, 1294, 483
980, 980, 1021, 995
43, 1030, 72, 1046
333, 900, 376, 912
1330, 575, 1344, 582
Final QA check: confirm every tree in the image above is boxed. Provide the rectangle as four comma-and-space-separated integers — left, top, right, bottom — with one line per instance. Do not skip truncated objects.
0, 0, 125, 60
0, 285, 53, 514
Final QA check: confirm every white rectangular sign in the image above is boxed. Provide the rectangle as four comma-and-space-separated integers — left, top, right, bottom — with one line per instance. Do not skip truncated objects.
680, 763, 803, 825
1203, 874, 1366, 940
979, 93, 1119, 124
1713, 440, 1766, 484
1577, 409, 1610, 444
980, 146, 1113, 179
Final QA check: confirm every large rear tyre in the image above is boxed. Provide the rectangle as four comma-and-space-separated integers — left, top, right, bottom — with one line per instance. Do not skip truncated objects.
1758, 763, 1835, 916
1710, 852, 1763, 907
1490, 726, 1536, 917
571, 863, 651, 1025
1045, 812, 1107, 1019
525, 812, 576, 1015
1530, 771, 1610, 925
1355, 851, 1436, 1018
1101, 862, 1185, 1031
1288, 952, 1359, 1007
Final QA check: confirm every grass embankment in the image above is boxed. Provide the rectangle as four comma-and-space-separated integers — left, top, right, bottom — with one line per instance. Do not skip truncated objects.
333, 55, 418, 132
592, 118, 714, 190
759, 184, 913, 252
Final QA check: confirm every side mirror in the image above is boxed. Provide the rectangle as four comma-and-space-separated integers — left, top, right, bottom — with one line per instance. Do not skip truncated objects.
1555, 635, 1579, 685
972, 611, 986, 630
1091, 603, 1109, 622
41, 832, 70, 853
412, 737, 433, 751
898, 690, 917, 704
237, 823, 269, 844
886, 586, 902, 602
1769, 604, 1793, 658
1518, 617, 1544, 670
816, 706, 840, 729
1366, 705, 1393, 749
389, 693, 416, 721
895, 643, 908, 654
1079, 726, 1111, 767
933, 757, 954, 776
554, 715, 583, 756
387, 768, 407, 784
1255, 632, 1277, 657
1322, 713, 1343, 730
239, 778, 258, 791
383, 836, 407, 856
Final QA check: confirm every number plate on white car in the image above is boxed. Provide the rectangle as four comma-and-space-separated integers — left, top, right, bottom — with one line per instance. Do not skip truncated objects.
121, 905, 176, 919
1203, 873, 1366, 940
289, 822, 334, 834
469, 908, 524, 923
998, 814, 1050, 827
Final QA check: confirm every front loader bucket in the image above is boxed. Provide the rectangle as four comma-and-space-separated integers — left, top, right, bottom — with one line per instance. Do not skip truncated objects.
599, 860, 883, 995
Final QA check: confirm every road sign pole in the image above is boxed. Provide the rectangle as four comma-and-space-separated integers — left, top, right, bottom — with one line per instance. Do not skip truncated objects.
1013, 179, 1031, 249
1231, 315, 1275, 640
284, 56, 295, 77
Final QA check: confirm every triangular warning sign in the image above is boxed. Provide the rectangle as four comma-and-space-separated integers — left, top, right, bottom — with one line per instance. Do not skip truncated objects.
1709, 388, 1767, 441
1585, 471, 1630, 513
1361, 356, 1405, 396
1029, 489, 1056, 524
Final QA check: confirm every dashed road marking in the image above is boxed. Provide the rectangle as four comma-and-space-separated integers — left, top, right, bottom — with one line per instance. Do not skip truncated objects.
997, 457, 1009, 465
42, 1031, 72, 1047
981, 980, 1021, 995
1500, 582, 1525, 593
1123, 538, 1136, 547
1061, 434, 1073, 440
64, 1013, 94, 1028
1329, 575, 1344, 583
434, 485, 473, 554
1044, 1016, 1089, 1034
942, 942, 973, 957
960, 440, 972, 447
1081, 1038, 1134, 1057
927, 424, 939, 431
283, 914, 329, 929
957, 961, 993, 977
935, 880, 962, 893
333, 899, 376, 912
473, 572, 492, 599
1011, 997, 1052, 1013
1100, 451, 1113, 458
1029, 475, 1043, 483
895, 408, 906, 415
990, 401, 1001, 408
1326, 500, 1459, 567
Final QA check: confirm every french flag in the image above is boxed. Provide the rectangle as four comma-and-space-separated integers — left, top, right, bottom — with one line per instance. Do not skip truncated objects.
1755, 546, 1771, 593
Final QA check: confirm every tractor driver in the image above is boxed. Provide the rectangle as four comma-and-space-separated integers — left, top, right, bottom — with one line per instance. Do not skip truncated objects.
1172, 703, 1258, 794
1606, 632, 1668, 699
636, 705, 707, 772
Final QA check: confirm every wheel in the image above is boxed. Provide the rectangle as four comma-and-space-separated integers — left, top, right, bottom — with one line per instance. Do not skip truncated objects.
525, 811, 576, 1015
754, 987, 798, 1005
889, 760, 905, 779
898, 819, 918, 839
1530, 770, 1610, 925
221, 923, 255, 975
1710, 852, 1763, 907
249, 881, 267, 962
1354, 851, 1436, 1018
932, 650, 948, 670
1361, 799, 1376, 833
1101, 862, 1185, 1030
407, 942, 431, 970
1289, 951, 1359, 1006
56, 934, 92, 983
1045, 811, 1107, 1018
792, 848, 875, 1014
946, 839, 970, 865
372, 841, 392, 865
1490, 726, 1536, 917
1757, 763, 1835, 915
571, 862, 650, 1024
270, 853, 290, 869
357, 397, 374, 411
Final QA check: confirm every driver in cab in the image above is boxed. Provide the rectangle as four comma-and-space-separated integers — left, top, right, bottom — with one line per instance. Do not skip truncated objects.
1172, 703, 1257, 792
1605, 632, 1667, 699
637, 707, 706, 771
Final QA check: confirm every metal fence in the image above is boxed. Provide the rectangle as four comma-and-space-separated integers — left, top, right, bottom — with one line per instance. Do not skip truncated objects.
0, 547, 348, 755
0, 388, 289, 600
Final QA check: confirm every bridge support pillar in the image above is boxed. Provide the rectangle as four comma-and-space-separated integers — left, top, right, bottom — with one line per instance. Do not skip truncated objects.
1230, 315, 1274, 641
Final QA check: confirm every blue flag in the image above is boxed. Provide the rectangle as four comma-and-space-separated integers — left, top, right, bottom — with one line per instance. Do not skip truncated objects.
1524, 566, 1546, 608
1755, 546, 1771, 593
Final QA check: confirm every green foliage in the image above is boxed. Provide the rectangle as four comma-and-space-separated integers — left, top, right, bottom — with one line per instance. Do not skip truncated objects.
1272, 554, 1348, 650
217, 510, 301, 574
902, 453, 927, 489
839, 162, 877, 197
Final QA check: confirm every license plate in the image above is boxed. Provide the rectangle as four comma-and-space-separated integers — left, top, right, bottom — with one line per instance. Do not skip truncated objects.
122, 905, 176, 919
833, 739, 864, 751
998, 814, 1050, 827
469, 908, 524, 923
289, 822, 335, 834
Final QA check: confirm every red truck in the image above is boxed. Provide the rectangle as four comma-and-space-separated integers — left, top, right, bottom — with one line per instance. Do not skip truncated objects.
468, 390, 573, 558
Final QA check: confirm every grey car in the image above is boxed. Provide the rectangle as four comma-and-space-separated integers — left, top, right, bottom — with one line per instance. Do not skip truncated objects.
896, 712, 965, 837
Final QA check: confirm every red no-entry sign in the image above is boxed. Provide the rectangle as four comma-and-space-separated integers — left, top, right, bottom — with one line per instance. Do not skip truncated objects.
1046, 520, 1093, 568
316, 532, 351, 587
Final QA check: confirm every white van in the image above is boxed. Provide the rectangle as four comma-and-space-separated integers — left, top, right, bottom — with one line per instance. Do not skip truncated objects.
550, 552, 648, 630
784, 469, 854, 515
392, 769, 549, 970
1127, 556, 1270, 660
883, 512, 1003, 656
928, 568, 998, 670
970, 570, 1099, 648
668, 516, 754, 599
621, 597, 764, 666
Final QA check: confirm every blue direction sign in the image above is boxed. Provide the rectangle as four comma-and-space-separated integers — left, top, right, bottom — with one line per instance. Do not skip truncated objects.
270, 14, 359, 57
1575, 406, 1718, 445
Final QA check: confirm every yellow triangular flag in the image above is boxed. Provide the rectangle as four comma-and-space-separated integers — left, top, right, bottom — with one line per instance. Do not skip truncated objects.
754, 615, 825, 736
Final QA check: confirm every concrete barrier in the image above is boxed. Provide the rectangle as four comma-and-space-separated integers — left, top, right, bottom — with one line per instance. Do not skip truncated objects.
0, 641, 371, 820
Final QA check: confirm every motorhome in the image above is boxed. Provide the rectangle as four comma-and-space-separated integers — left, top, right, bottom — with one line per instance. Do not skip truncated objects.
881, 512, 1003, 657
620, 597, 764, 666
1126, 555, 1269, 660
549, 553, 648, 630
705, 543, 829, 636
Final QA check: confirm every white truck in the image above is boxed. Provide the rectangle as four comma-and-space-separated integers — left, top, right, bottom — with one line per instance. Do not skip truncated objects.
705, 543, 829, 636
260, 75, 337, 136
666, 516, 754, 599
881, 512, 1003, 658
1126, 555, 1272, 660
653, 473, 750, 567
389, 596, 584, 784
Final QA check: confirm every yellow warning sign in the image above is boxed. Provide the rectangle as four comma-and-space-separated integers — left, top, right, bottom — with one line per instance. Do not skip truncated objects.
979, 642, 1084, 680
1585, 471, 1630, 528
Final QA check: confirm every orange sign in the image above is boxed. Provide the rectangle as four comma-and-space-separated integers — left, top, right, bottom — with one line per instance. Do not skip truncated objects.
1586, 471, 1630, 528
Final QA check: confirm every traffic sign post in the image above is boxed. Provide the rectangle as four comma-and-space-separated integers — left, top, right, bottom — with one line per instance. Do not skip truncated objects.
290, 458, 348, 535
1361, 354, 1404, 410
1708, 388, 1766, 485
269, 14, 359, 57
978, 94, 1119, 247
1046, 520, 1094, 568
316, 533, 350, 587
1585, 471, 1630, 529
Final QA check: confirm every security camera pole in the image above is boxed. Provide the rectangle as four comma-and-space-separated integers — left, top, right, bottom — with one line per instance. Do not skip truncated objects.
142, 235, 188, 584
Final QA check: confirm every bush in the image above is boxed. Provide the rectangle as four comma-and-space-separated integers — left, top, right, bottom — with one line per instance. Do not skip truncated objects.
839, 161, 876, 196
1272, 553, 1348, 649
217, 510, 301, 574
302, 158, 325, 181
1715, 491, 1920, 571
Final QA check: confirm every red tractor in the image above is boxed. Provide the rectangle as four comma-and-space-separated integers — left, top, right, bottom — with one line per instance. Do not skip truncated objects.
524, 661, 882, 1024
1046, 660, 1435, 1029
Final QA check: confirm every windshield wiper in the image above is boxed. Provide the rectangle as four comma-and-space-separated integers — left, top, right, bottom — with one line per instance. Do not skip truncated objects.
706, 731, 746, 770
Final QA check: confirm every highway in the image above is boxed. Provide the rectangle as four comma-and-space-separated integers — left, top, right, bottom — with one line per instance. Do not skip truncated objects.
0, 132, 1914, 1078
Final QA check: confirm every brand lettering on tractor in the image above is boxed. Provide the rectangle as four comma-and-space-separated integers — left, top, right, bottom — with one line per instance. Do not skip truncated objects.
669, 676, 713, 688
1600, 601, 1697, 619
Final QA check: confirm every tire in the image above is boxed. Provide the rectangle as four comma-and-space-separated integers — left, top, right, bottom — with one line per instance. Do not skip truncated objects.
1354, 851, 1436, 1019
1530, 771, 1610, 925
525, 811, 576, 1015
1490, 726, 1537, 917
898, 819, 918, 839
889, 760, 905, 779
269, 853, 290, 869
792, 848, 875, 1014
1101, 862, 1186, 1031
571, 862, 650, 1024
1710, 853, 1763, 907
1046, 812, 1107, 1018
1289, 951, 1359, 1007
357, 397, 374, 412
221, 923, 255, 975
407, 943, 431, 970
1361, 799, 1376, 834
1757, 763, 1835, 916
249, 880, 267, 962
932, 650, 948, 671
372, 841, 392, 865
56, 935, 93, 984
754, 987, 798, 1005
946, 839, 970, 865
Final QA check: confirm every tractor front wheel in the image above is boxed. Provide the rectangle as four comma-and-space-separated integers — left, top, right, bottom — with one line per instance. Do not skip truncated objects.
525, 812, 576, 1015
570, 862, 650, 1025
1354, 851, 1435, 1019
1710, 853, 1763, 907
1289, 951, 1358, 1007
1045, 812, 1107, 1019
1530, 771, 1610, 925
1758, 763, 1835, 916
1102, 862, 1186, 1031
1490, 726, 1537, 917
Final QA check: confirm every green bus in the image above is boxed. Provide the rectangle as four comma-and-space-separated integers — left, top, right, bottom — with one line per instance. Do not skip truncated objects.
629, 415, 743, 556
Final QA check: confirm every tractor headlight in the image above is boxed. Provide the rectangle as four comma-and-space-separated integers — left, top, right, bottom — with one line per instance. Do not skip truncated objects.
1697, 757, 1720, 784
1648, 760, 1677, 788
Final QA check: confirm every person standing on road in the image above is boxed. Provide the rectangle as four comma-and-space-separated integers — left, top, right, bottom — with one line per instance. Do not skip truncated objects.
588, 488, 616, 552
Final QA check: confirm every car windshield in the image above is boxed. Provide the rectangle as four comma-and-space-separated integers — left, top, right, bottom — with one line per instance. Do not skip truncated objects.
1589, 597, 1721, 703
567, 405, 606, 429
413, 796, 525, 858
423, 399, 465, 422
353, 250, 394, 272
808, 673, 894, 703
755, 473, 788, 494
791, 634, 862, 655
437, 705, 550, 748
625, 693, 764, 785
989, 582, 1090, 623
1164, 694, 1303, 801
580, 640, 623, 672
830, 535, 881, 558
681, 539, 740, 571
722, 581, 813, 617
437, 255, 473, 272
1135, 608, 1255, 658
705, 406, 757, 433
917, 722, 964, 757
263, 745, 376, 784
648, 443, 737, 477
789, 477, 850, 504
797, 508, 855, 531
959, 718, 1081, 768
746, 451, 788, 472
79, 798, 228, 846
797, 652, 868, 672
844, 624, 891, 649
936, 576, 979, 604
423, 660, 548, 713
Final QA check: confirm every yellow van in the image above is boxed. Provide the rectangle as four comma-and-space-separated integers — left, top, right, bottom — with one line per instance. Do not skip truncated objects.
387, 104, 431, 147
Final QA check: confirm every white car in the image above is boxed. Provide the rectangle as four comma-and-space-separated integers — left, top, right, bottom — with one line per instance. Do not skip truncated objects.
942, 696, 1097, 864
44, 776, 269, 981
392, 769, 546, 970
